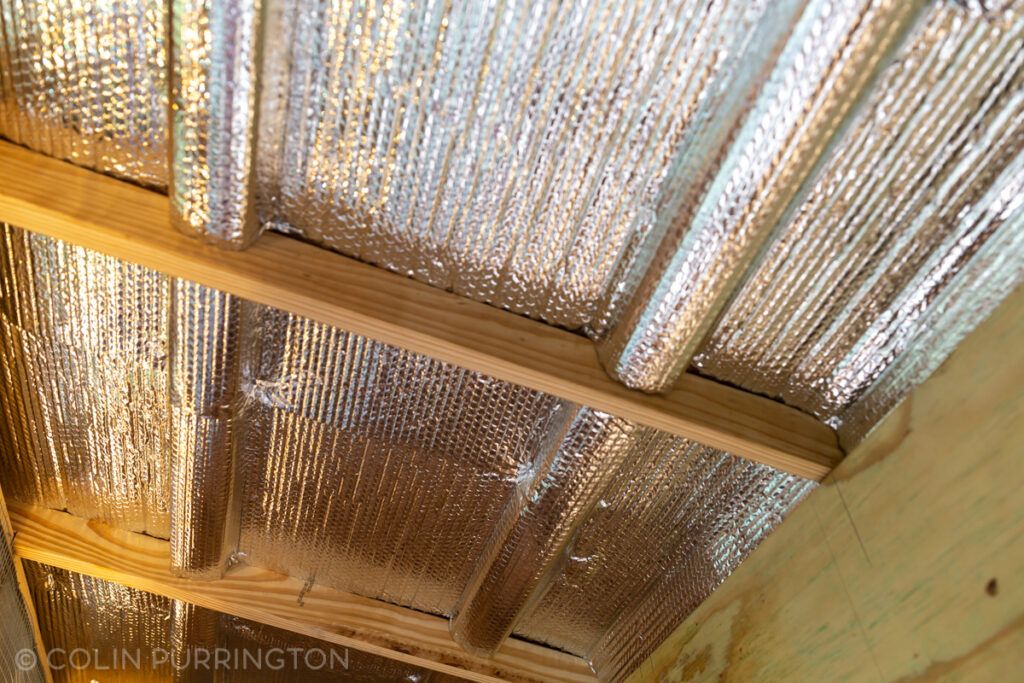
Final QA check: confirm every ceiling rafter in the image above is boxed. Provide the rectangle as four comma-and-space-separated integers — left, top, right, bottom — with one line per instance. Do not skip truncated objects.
0, 141, 842, 480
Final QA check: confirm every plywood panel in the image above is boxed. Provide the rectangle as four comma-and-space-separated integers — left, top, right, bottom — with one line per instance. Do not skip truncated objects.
628, 284, 1024, 681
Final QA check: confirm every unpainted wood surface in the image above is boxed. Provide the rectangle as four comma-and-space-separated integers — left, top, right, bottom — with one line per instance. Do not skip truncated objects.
0, 141, 841, 480
627, 285, 1024, 681
8, 502, 596, 683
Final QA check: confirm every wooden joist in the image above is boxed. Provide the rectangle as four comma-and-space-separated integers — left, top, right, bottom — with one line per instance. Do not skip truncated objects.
628, 284, 1024, 681
0, 141, 840, 480
8, 502, 596, 683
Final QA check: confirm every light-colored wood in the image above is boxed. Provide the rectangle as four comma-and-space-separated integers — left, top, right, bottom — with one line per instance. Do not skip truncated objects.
627, 284, 1024, 682
8, 502, 595, 683
0, 487, 54, 683
0, 141, 840, 480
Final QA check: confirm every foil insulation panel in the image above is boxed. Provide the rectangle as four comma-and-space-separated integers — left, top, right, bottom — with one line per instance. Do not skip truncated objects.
539, 450, 812, 681
0, 224, 239, 574
595, 0, 926, 391
0, 527, 43, 682
25, 562, 459, 681
234, 302, 564, 616
255, 0, 806, 330
169, 0, 262, 247
0, 0, 168, 187
24, 561, 173, 682
695, 0, 1024, 446
0, 227, 815, 679
0, 224, 172, 536
170, 281, 243, 577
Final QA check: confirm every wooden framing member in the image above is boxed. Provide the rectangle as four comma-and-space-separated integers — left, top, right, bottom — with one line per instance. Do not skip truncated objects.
0, 141, 840, 480
628, 285, 1024, 680
8, 502, 596, 683
0, 487, 53, 683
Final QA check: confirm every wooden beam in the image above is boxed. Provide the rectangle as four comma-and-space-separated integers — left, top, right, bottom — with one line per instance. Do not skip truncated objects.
8, 502, 595, 683
627, 284, 1024, 681
0, 488, 53, 683
0, 141, 840, 480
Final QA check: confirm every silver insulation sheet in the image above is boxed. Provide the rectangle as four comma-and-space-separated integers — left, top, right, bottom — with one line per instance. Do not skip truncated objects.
595, 0, 925, 391
234, 302, 565, 616
695, 0, 1024, 446
0, 224, 240, 574
255, 0, 800, 330
24, 561, 173, 682
449, 406, 813, 669
0, 225, 814, 679
0, 528, 43, 682
24, 562, 456, 681
0, 224, 173, 537
0, 0, 168, 188
169, 0, 262, 247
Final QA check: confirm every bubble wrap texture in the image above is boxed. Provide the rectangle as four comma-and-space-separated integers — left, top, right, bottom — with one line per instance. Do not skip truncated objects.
695, 1, 1024, 446
169, 0, 262, 246
0, 224, 240, 576
519, 441, 813, 681
0, 227, 814, 679
451, 407, 642, 656
256, 0, 800, 330
596, 0, 926, 391
0, 224, 172, 536
24, 562, 460, 682
234, 302, 564, 616
24, 561, 174, 682
0, 0, 167, 187
0, 528, 43, 682
2, 0, 1019, 458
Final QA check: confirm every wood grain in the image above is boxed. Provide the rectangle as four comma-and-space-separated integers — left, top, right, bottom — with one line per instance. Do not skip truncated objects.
0, 141, 840, 480
627, 284, 1024, 681
7, 502, 595, 683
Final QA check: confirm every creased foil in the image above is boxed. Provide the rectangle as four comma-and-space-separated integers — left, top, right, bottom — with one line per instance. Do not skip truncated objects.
257, 0, 801, 330
0, 528, 42, 682
170, 0, 262, 247
234, 302, 564, 616
1, 226, 816, 680
523, 448, 812, 681
0, 224, 172, 536
0, 0, 167, 187
25, 562, 460, 681
695, 0, 1024, 446
451, 407, 638, 657
24, 561, 173, 682
596, 0, 928, 392
170, 281, 242, 577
